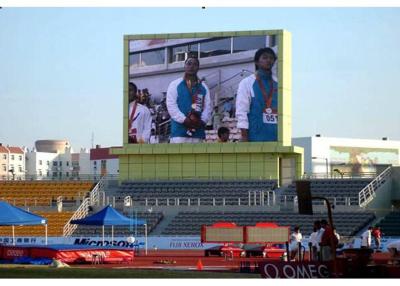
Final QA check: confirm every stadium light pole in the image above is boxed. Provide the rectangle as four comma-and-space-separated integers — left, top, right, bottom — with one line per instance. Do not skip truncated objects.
312, 157, 329, 178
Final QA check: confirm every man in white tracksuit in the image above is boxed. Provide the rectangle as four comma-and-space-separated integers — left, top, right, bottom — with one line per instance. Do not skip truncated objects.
166, 56, 211, 143
236, 47, 278, 142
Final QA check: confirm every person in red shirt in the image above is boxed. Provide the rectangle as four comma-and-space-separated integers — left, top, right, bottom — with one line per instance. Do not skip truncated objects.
372, 226, 382, 250
319, 220, 338, 261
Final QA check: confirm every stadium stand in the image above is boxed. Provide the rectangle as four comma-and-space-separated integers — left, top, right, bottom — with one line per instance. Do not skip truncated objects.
161, 211, 375, 237
0, 180, 95, 207
72, 211, 164, 236
0, 175, 389, 242
116, 179, 278, 206
0, 211, 74, 236
376, 212, 400, 236
279, 178, 373, 206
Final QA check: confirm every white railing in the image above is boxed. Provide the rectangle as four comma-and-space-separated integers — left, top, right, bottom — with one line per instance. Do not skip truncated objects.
302, 172, 377, 179
359, 166, 392, 207
90, 176, 105, 206
290, 195, 355, 207
247, 190, 275, 206
135, 190, 276, 207
63, 197, 90, 236
63, 177, 104, 236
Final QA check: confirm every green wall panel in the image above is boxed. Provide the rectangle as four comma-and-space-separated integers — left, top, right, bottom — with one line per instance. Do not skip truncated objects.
195, 154, 209, 163
139, 145, 154, 154
222, 154, 236, 163
196, 163, 209, 177
169, 155, 182, 164
182, 156, 194, 164
113, 144, 303, 181
223, 163, 237, 177
236, 154, 249, 163
250, 162, 264, 178
142, 155, 155, 164
142, 164, 156, 178
210, 163, 223, 177
129, 164, 142, 179
250, 153, 263, 162
156, 155, 169, 163
155, 163, 169, 177
182, 163, 196, 172
207, 145, 221, 153
237, 163, 250, 178
210, 154, 223, 163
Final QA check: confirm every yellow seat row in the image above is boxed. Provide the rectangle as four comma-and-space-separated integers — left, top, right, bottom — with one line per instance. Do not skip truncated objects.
0, 211, 74, 236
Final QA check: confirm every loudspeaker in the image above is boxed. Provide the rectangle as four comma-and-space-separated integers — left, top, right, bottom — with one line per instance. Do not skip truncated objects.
295, 180, 313, 215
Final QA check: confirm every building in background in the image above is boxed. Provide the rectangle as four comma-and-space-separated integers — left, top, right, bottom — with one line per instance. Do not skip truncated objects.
25, 150, 58, 179
0, 143, 25, 180
90, 145, 119, 178
1, 140, 118, 180
293, 136, 400, 177
25, 140, 90, 180
5, 136, 399, 180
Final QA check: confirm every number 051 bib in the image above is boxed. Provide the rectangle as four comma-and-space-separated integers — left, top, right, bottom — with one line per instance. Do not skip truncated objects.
263, 108, 278, 124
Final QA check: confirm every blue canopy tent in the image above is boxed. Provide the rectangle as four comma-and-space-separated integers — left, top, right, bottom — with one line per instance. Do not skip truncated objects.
0, 201, 48, 245
70, 205, 147, 254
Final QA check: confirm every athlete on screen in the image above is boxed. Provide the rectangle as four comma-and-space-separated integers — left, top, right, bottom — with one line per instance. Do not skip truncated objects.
166, 55, 211, 143
236, 47, 278, 142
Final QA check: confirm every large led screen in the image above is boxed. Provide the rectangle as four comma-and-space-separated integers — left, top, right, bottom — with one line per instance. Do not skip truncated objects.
126, 33, 280, 144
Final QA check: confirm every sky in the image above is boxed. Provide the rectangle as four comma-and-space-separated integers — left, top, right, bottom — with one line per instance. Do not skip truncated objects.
0, 7, 400, 149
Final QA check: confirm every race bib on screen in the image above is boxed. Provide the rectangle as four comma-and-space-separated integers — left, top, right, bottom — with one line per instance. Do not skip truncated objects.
263, 113, 278, 124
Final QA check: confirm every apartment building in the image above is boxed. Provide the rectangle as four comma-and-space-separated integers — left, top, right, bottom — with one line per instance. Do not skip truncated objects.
90, 145, 119, 177
25, 140, 90, 179
0, 143, 25, 180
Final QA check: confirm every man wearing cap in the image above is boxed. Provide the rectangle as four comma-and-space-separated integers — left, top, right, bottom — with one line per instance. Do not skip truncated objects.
166, 56, 211, 143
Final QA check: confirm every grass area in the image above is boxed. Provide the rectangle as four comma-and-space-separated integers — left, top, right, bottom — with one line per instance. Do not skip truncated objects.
0, 265, 260, 278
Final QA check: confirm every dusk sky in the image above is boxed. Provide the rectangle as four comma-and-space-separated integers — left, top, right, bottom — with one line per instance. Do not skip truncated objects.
1, 7, 399, 149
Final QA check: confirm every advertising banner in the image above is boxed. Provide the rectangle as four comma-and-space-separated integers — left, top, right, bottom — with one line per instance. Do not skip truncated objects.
259, 261, 331, 278
0, 236, 218, 250
1, 235, 397, 251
